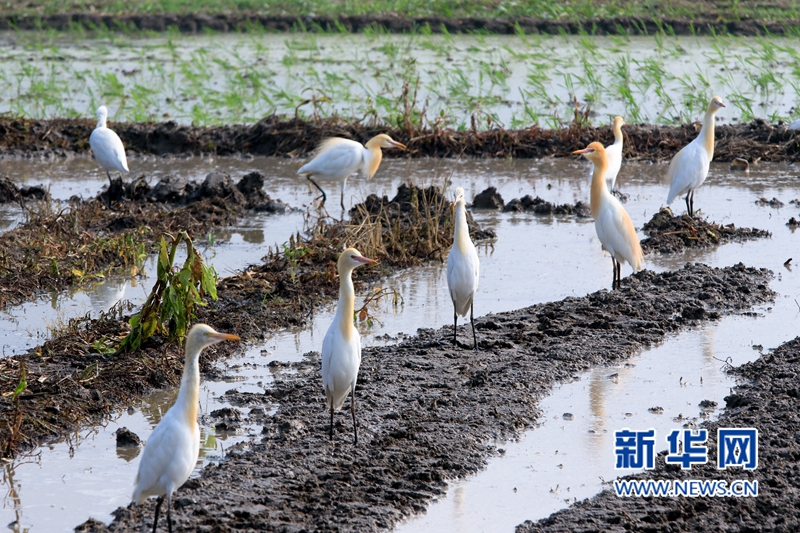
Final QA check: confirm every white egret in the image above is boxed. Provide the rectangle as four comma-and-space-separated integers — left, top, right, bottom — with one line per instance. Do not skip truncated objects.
666, 96, 726, 217
297, 134, 406, 210
322, 247, 377, 444
132, 324, 240, 533
574, 142, 643, 288
89, 105, 129, 187
446, 187, 480, 349
604, 116, 625, 192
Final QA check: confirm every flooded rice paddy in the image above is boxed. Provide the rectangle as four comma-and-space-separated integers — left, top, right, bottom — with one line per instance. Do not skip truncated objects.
2, 31, 800, 128
1, 155, 799, 531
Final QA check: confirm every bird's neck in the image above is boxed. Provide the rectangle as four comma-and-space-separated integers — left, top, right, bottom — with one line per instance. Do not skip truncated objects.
613, 124, 623, 145
174, 348, 200, 431
364, 146, 382, 179
590, 158, 611, 219
97, 117, 107, 129
336, 268, 356, 341
701, 107, 717, 159
453, 203, 472, 252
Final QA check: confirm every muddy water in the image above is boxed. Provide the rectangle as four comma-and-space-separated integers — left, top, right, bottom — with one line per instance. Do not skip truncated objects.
1, 157, 799, 531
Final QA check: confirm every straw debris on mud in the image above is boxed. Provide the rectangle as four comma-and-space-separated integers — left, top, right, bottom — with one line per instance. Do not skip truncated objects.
2, 116, 799, 163
640, 207, 771, 255
517, 334, 800, 532
0, 184, 491, 458
78, 262, 774, 532
0, 171, 282, 309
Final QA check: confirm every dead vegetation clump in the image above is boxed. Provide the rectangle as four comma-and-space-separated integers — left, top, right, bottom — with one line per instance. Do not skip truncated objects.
640, 207, 771, 254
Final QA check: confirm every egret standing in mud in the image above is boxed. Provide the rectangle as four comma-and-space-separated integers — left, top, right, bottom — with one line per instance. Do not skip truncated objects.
132, 324, 240, 533
574, 142, 643, 289
297, 134, 406, 210
446, 187, 480, 349
322, 247, 377, 444
89, 105, 129, 188
604, 116, 625, 192
666, 96, 726, 217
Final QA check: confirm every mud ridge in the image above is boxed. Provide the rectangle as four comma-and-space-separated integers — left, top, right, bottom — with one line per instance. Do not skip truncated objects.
3, 13, 800, 36
640, 208, 771, 255
0, 184, 489, 457
1, 116, 798, 163
76, 263, 774, 532
517, 335, 800, 532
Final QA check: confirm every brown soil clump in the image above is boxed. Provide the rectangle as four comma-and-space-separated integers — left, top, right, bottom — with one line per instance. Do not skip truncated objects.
76, 263, 774, 532
640, 208, 771, 254
2, 116, 799, 163
0, 184, 491, 457
504, 194, 591, 217
517, 334, 800, 532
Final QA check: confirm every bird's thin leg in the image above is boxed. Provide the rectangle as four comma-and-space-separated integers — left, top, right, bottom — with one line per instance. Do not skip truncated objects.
453, 310, 458, 346
167, 494, 173, 533
351, 391, 358, 445
690, 191, 695, 217
616, 259, 621, 288
329, 399, 334, 440
685, 191, 692, 217
470, 302, 477, 350
611, 258, 617, 289
152, 495, 164, 533
307, 176, 327, 206
340, 180, 346, 212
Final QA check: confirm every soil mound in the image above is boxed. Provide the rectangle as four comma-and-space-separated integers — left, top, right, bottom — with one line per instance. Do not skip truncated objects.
0, 175, 49, 203
640, 208, 771, 254
472, 187, 505, 209
102, 171, 288, 213
503, 194, 591, 217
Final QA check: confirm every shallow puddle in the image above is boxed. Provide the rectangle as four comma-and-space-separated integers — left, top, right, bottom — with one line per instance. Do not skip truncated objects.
1, 156, 799, 531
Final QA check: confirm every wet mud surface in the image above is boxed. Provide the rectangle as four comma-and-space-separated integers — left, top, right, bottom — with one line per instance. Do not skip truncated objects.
517, 334, 800, 533
2, 13, 799, 36
0, 171, 283, 309
72, 263, 774, 532
0, 184, 488, 457
640, 208, 772, 255
2, 116, 799, 163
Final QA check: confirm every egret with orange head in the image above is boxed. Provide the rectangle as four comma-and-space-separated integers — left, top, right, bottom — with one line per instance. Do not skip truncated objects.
574, 142, 643, 289
298, 134, 406, 210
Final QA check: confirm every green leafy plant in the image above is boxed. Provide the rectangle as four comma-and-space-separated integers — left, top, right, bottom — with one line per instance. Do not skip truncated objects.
118, 231, 217, 352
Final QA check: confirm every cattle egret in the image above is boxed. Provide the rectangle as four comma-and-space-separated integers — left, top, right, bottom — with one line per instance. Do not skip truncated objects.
297, 134, 406, 210
132, 324, 240, 533
446, 187, 480, 349
89, 105, 129, 187
666, 96, 726, 217
322, 247, 377, 444
604, 116, 625, 192
574, 142, 644, 289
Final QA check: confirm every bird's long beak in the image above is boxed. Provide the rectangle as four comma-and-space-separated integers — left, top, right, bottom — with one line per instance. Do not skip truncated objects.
719, 102, 726, 107
572, 148, 591, 155
354, 255, 378, 265
390, 141, 407, 150
210, 332, 241, 341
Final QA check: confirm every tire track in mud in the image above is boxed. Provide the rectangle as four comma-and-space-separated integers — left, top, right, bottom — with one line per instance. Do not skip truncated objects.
78, 263, 774, 532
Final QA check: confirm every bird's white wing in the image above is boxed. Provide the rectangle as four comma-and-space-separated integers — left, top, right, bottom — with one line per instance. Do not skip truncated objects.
604, 141, 623, 190
132, 409, 196, 503
298, 139, 363, 181
90, 128, 129, 173
446, 245, 480, 317
666, 141, 709, 204
595, 198, 642, 271
321, 323, 336, 403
